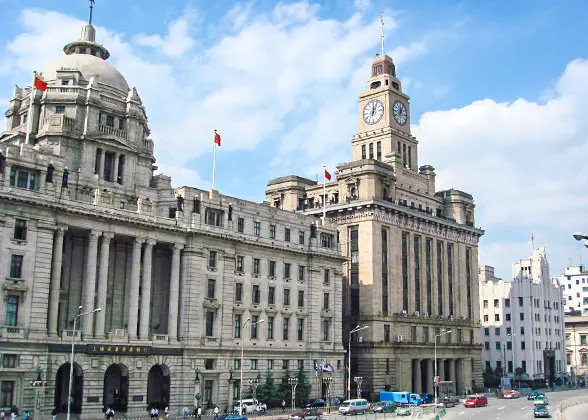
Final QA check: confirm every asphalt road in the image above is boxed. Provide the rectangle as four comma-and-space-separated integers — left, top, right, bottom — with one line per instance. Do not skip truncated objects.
441, 389, 588, 420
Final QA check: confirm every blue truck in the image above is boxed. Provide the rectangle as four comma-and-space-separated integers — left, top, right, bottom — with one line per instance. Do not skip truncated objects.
379, 391, 422, 406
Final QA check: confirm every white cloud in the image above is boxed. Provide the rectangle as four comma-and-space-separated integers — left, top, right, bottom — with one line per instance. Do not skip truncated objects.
354, 0, 372, 12
133, 11, 197, 56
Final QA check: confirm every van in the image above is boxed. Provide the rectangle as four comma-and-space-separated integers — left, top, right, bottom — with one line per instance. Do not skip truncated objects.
234, 399, 259, 413
338, 399, 369, 415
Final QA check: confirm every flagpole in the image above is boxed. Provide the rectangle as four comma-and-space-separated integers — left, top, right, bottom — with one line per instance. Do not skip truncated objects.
322, 166, 327, 225
25, 72, 37, 146
211, 140, 217, 191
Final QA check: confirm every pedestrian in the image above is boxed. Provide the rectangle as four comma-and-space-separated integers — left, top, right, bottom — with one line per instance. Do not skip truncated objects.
22, 412, 28, 420
165, 407, 169, 419
106, 407, 115, 420
214, 406, 219, 420
150, 407, 157, 419
10, 412, 15, 420
183, 407, 189, 418
197, 406, 202, 420
51, 408, 57, 420
282, 400, 286, 411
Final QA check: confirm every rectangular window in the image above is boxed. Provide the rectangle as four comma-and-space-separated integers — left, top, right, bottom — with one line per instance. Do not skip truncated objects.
496, 342, 501, 350
205, 311, 214, 336
505, 298, 511, 307
320, 233, 333, 248
270, 224, 276, 239
507, 341, 512, 350
251, 315, 259, 339
494, 299, 499, 308
267, 359, 274, 370
269, 261, 276, 277
437, 241, 443, 314
283, 360, 289, 370
377, 141, 382, 160
495, 328, 501, 335
483, 300, 488, 308
13, 219, 27, 241
268, 317, 274, 339
322, 321, 330, 341
207, 279, 215, 298
205, 209, 223, 227
283, 318, 289, 340
1, 382, 14, 408
284, 263, 291, 278
208, 251, 217, 269
411, 326, 417, 342
299, 230, 305, 245
285, 228, 291, 242
447, 243, 454, 315
402, 233, 409, 311
254, 221, 261, 236
251, 359, 258, 370
297, 318, 304, 340
55, 105, 65, 114
193, 199, 201, 214
484, 328, 489, 336
426, 238, 432, 315
9, 255, 23, 279
520, 313, 525, 321
2, 355, 16, 369
414, 235, 421, 312
235, 283, 243, 302
234, 314, 241, 338
298, 291, 304, 307
466, 248, 472, 318
384, 325, 390, 342
236, 256, 244, 273
495, 314, 500, 321
485, 342, 490, 350
298, 266, 305, 281
324, 269, 330, 284
506, 313, 511, 321
234, 359, 241, 370
268, 287, 275, 305
323, 293, 330, 309
253, 258, 260, 275
423, 327, 429, 343
361, 144, 366, 160
284, 289, 290, 306
519, 297, 523, 306
106, 115, 115, 127
369, 143, 374, 159
237, 217, 244, 233
252, 285, 260, 304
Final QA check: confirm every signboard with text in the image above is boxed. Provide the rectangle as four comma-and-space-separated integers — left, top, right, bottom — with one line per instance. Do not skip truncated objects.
86, 344, 152, 355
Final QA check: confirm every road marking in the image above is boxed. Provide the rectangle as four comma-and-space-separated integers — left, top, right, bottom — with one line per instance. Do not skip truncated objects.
457, 411, 464, 415
498, 406, 506, 410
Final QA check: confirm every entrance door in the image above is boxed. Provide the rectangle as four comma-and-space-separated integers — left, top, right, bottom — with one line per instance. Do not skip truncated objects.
104, 364, 129, 412
147, 365, 170, 410
55, 363, 84, 413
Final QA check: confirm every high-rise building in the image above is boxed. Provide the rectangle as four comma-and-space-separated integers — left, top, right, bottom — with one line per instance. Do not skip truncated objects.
564, 316, 588, 386
479, 248, 566, 387
0, 13, 345, 416
266, 51, 484, 396
558, 265, 588, 314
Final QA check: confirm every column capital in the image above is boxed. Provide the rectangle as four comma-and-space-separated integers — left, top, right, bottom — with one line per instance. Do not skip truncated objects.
133, 237, 145, 247
89, 230, 101, 240
55, 225, 68, 235
145, 238, 157, 247
172, 243, 185, 251
102, 232, 114, 240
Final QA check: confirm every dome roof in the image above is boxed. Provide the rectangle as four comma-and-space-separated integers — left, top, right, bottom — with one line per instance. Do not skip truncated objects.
42, 53, 129, 93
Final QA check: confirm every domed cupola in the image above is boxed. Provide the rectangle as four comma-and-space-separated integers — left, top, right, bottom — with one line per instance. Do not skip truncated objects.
63, 23, 110, 60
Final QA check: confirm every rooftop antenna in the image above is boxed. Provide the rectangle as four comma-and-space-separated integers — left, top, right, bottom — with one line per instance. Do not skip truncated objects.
380, 11, 385, 56
88, 0, 95, 25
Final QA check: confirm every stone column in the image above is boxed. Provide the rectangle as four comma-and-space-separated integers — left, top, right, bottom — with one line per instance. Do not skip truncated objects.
82, 229, 101, 338
438, 358, 445, 381
100, 151, 106, 179
448, 359, 455, 385
139, 239, 156, 340
95, 232, 113, 338
128, 237, 144, 340
407, 233, 414, 313
443, 243, 450, 316
167, 243, 184, 342
227, 380, 234, 411
48, 225, 67, 336
4, 163, 12, 186
414, 359, 421, 394
112, 153, 119, 184
426, 359, 434, 394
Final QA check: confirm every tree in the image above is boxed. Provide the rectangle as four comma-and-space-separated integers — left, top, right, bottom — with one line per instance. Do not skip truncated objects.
277, 371, 292, 407
295, 367, 312, 407
258, 371, 280, 408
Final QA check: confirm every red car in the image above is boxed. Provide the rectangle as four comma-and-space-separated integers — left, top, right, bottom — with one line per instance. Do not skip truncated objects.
503, 390, 521, 399
463, 395, 488, 408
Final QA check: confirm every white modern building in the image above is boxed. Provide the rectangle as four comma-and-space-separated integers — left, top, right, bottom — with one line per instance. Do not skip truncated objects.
479, 248, 566, 386
558, 265, 588, 314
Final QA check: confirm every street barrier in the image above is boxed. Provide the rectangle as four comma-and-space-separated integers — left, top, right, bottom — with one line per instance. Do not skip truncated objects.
555, 394, 588, 420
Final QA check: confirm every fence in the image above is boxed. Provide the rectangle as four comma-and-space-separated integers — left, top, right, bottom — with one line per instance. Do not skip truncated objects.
554, 394, 588, 420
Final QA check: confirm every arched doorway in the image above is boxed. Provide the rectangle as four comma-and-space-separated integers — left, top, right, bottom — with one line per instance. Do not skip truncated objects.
55, 363, 84, 413
147, 365, 170, 410
104, 364, 129, 412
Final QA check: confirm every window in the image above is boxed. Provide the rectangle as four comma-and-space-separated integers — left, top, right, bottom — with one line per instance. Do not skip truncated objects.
251, 359, 258, 370
253, 258, 260, 275
581, 335, 587, 345
234, 359, 241, 370
251, 315, 259, 339
252, 285, 260, 304
234, 314, 241, 338
507, 341, 512, 350
321, 233, 333, 248
299, 230, 305, 245
268, 287, 275, 305
494, 299, 499, 308
361, 144, 366, 159
411, 326, 417, 342
55, 105, 66, 115
283, 318, 289, 340
268, 317, 274, 339
506, 327, 512, 335
270, 224, 276, 239
106, 115, 115, 127
237, 217, 245, 233
9, 255, 23, 279
518, 297, 523, 306
2, 355, 16, 368
254, 221, 261, 236
118, 118, 124, 130
298, 266, 305, 281
323, 321, 330, 341
284, 289, 290, 306
193, 198, 201, 214
1, 382, 14, 408
13, 219, 27, 241
269, 261, 276, 277
424, 327, 429, 343
484, 342, 490, 350
284, 263, 291, 279
521, 341, 526, 350
496, 342, 501, 350
583, 354, 588, 366
267, 359, 274, 369
483, 300, 488, 309
520, 313, 524, 321
236, 256, 244, 273
369, 142, 374, 159
297, 318, 304, 340
506, 313, 511, 321
377, 141, 382, 160
323, 269, 331, 285
207, 279, 215, 298
495, 328, 500, 336
283, 360, 289, 370
205, 311, 214, 336
235, 283, 243, 302
484, 328, 489, 336
285, 228, 291, 242
384, 325, 390, 342
208, 251, 217, 269
298, 291, 304, 307
495, 314, 500, 321
483, 315, 488, 322
9, 168, 36, 190
323, 293, 330, 309
205, 209, 223, 227
505, 298, 510, 307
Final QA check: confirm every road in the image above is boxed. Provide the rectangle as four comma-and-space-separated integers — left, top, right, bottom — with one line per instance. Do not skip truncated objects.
441, 389, 588, 420
561, 402, 588, 419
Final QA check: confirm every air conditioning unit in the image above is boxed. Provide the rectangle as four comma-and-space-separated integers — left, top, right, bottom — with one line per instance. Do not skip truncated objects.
414, 311, 420, 317
114, 328, 126, 337
401, 310, 408, 317
397, 335, 403, 343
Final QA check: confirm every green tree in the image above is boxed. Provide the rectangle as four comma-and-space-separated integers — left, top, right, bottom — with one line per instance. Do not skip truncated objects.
277, 371, 292, 408
295, 367, 312, 407
258, 371, 280, 408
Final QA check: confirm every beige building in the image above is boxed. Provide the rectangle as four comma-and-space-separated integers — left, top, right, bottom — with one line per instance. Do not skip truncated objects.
564, 316, 588, 385
0, 18, 345, 417
266, 52, 484, 397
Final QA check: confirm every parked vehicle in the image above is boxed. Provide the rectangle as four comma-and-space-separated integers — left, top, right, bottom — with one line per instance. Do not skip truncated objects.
527, 391, 539, 400
533, 396, 549, 406
379, 391, 422, 406
395, 407, 411, 416
225, 415, 248, 420
463, 395, 488, 408
504, 390, 521, 399
436, 396, 458, 408
338, 399, 370, 415
371, 401, 396, 414
234, 399, 259, 414
420, 394, 434, 404
306, 399, 326, 408
289, 408, 323, 420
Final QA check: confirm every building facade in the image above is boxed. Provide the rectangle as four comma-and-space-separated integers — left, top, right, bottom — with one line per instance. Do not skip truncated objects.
564, 316, 588, 385
479, 248, 566, 387
559, 265, 588, 315
0, 19, 345, 417
266, 52, 484, 398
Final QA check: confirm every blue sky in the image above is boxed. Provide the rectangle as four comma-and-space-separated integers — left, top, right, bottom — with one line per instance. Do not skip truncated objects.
1, 0, 588, 281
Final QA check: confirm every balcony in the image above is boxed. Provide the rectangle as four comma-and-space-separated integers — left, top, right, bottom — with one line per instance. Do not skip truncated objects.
321, 309, 333, 318
0, 326, 24, 338
39, 115, 78, 135
61, 330, 80, 340
203, 298, 221, 309
152, 334, 168, 343
99, 124, 128, 141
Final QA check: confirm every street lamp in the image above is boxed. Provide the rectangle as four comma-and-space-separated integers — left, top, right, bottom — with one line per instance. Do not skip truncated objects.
31, 366, 46, 420
572, 233, 588, 248
248, 378, 260, 401
239, 317, 264, 416
347, 325, 369, 400
322, 377, 333, 413
353, 377, 363, 399
288, 377, 298, 409
434, 329, 451, 415
67, 306, 101, 420
508, 333, 518, 388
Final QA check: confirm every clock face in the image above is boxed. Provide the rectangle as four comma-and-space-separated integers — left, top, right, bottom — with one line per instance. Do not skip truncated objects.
393, 100, 408, 126
363, 100, 384, 125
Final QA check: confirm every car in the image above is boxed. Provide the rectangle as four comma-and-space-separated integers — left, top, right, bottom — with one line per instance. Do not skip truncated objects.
225, 414, 248, 420
534, 396, 549, 406
533, 406, 549, 418
420, 393, 434, 404
306, 399, 326, 408
527, 391, 540, 400
395, 407, 411, 416
338, 399, 370, 415
436, 396, 458, 408
504, 390, 521, 399
371, 401, 396, 413
289, 408, 323, 420
463, 395, 488, 408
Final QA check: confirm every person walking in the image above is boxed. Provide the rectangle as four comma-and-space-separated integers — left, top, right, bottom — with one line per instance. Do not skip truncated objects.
214, 406, 219, 420
22, 412, 28, 420
282, 400, 286, 411
183, 407, 189, 418
164, 407, 169, 419
51, 408, 57, 420
197, 406, 202, 420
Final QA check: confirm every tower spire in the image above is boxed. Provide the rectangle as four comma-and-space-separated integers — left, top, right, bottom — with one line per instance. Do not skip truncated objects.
89, 0, 95, 25
380, 11, 385, 56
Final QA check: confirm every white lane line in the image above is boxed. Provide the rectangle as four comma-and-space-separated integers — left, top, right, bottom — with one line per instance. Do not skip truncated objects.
520, 406, 527, 410
498, 406, 506, 410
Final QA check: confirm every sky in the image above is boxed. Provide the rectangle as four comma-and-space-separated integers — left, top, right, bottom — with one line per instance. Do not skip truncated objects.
1, 0, 588, 281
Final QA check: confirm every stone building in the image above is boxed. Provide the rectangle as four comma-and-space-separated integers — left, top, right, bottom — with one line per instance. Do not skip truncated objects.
266, 51, 484, 397
564, 316, 588, 386
0, 18, 345, 417
479, 248, 566, 387
558, 264, 588, 314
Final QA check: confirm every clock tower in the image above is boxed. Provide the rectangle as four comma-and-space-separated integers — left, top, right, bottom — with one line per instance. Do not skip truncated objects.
352, 53, 418, 171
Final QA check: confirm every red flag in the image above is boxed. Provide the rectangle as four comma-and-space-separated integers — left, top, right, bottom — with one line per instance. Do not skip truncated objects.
34, 76, 47, 91
213, 130, 221, 147
324, 168, 332, 181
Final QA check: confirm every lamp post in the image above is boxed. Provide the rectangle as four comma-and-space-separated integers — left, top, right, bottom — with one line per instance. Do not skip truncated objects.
322, 376, 333, 413
67, 306, 101, 420
434, 329, 451, 416
227, 369, 234, 413
347, 325, 369, 400
508, 333, 518, 388
288, 377, 298, 409
31, 366, 46, 420
239, 317, 264, 416
353, 377, 363, 399
194, 368, 201, 408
